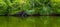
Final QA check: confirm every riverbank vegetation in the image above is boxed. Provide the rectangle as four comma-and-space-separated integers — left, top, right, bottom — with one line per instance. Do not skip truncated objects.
0, 0, 60, 16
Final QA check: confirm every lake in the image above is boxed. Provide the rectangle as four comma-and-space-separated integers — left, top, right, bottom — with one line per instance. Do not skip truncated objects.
0, 16, 60, 27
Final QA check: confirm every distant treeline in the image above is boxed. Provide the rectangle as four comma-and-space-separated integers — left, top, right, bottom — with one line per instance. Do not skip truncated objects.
0, 0, 60, 16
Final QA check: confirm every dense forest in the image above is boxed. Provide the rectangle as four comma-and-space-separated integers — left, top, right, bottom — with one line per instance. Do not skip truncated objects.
0, 0, 60, 16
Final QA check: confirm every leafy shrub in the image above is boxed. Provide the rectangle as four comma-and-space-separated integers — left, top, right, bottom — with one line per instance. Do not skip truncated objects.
0, 0, 60, 15
0, 0, 7, 15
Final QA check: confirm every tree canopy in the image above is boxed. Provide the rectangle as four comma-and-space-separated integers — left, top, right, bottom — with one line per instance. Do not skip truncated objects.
0, 0, 60, 15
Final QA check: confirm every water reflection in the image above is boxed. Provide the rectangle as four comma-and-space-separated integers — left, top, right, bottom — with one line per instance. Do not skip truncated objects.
0, 16, 60, 27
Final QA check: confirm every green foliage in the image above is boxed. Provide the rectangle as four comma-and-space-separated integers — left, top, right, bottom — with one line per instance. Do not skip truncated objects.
50, 0, 60, 13
0, 0, 7, 15
0, 0, 60, 15
40, 6, 52, 15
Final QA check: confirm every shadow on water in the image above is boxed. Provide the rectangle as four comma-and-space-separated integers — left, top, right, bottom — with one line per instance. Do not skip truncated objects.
0, 16, 60, 27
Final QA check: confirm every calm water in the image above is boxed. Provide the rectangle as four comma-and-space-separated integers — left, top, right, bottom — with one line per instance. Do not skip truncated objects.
0, 16, 60, 27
